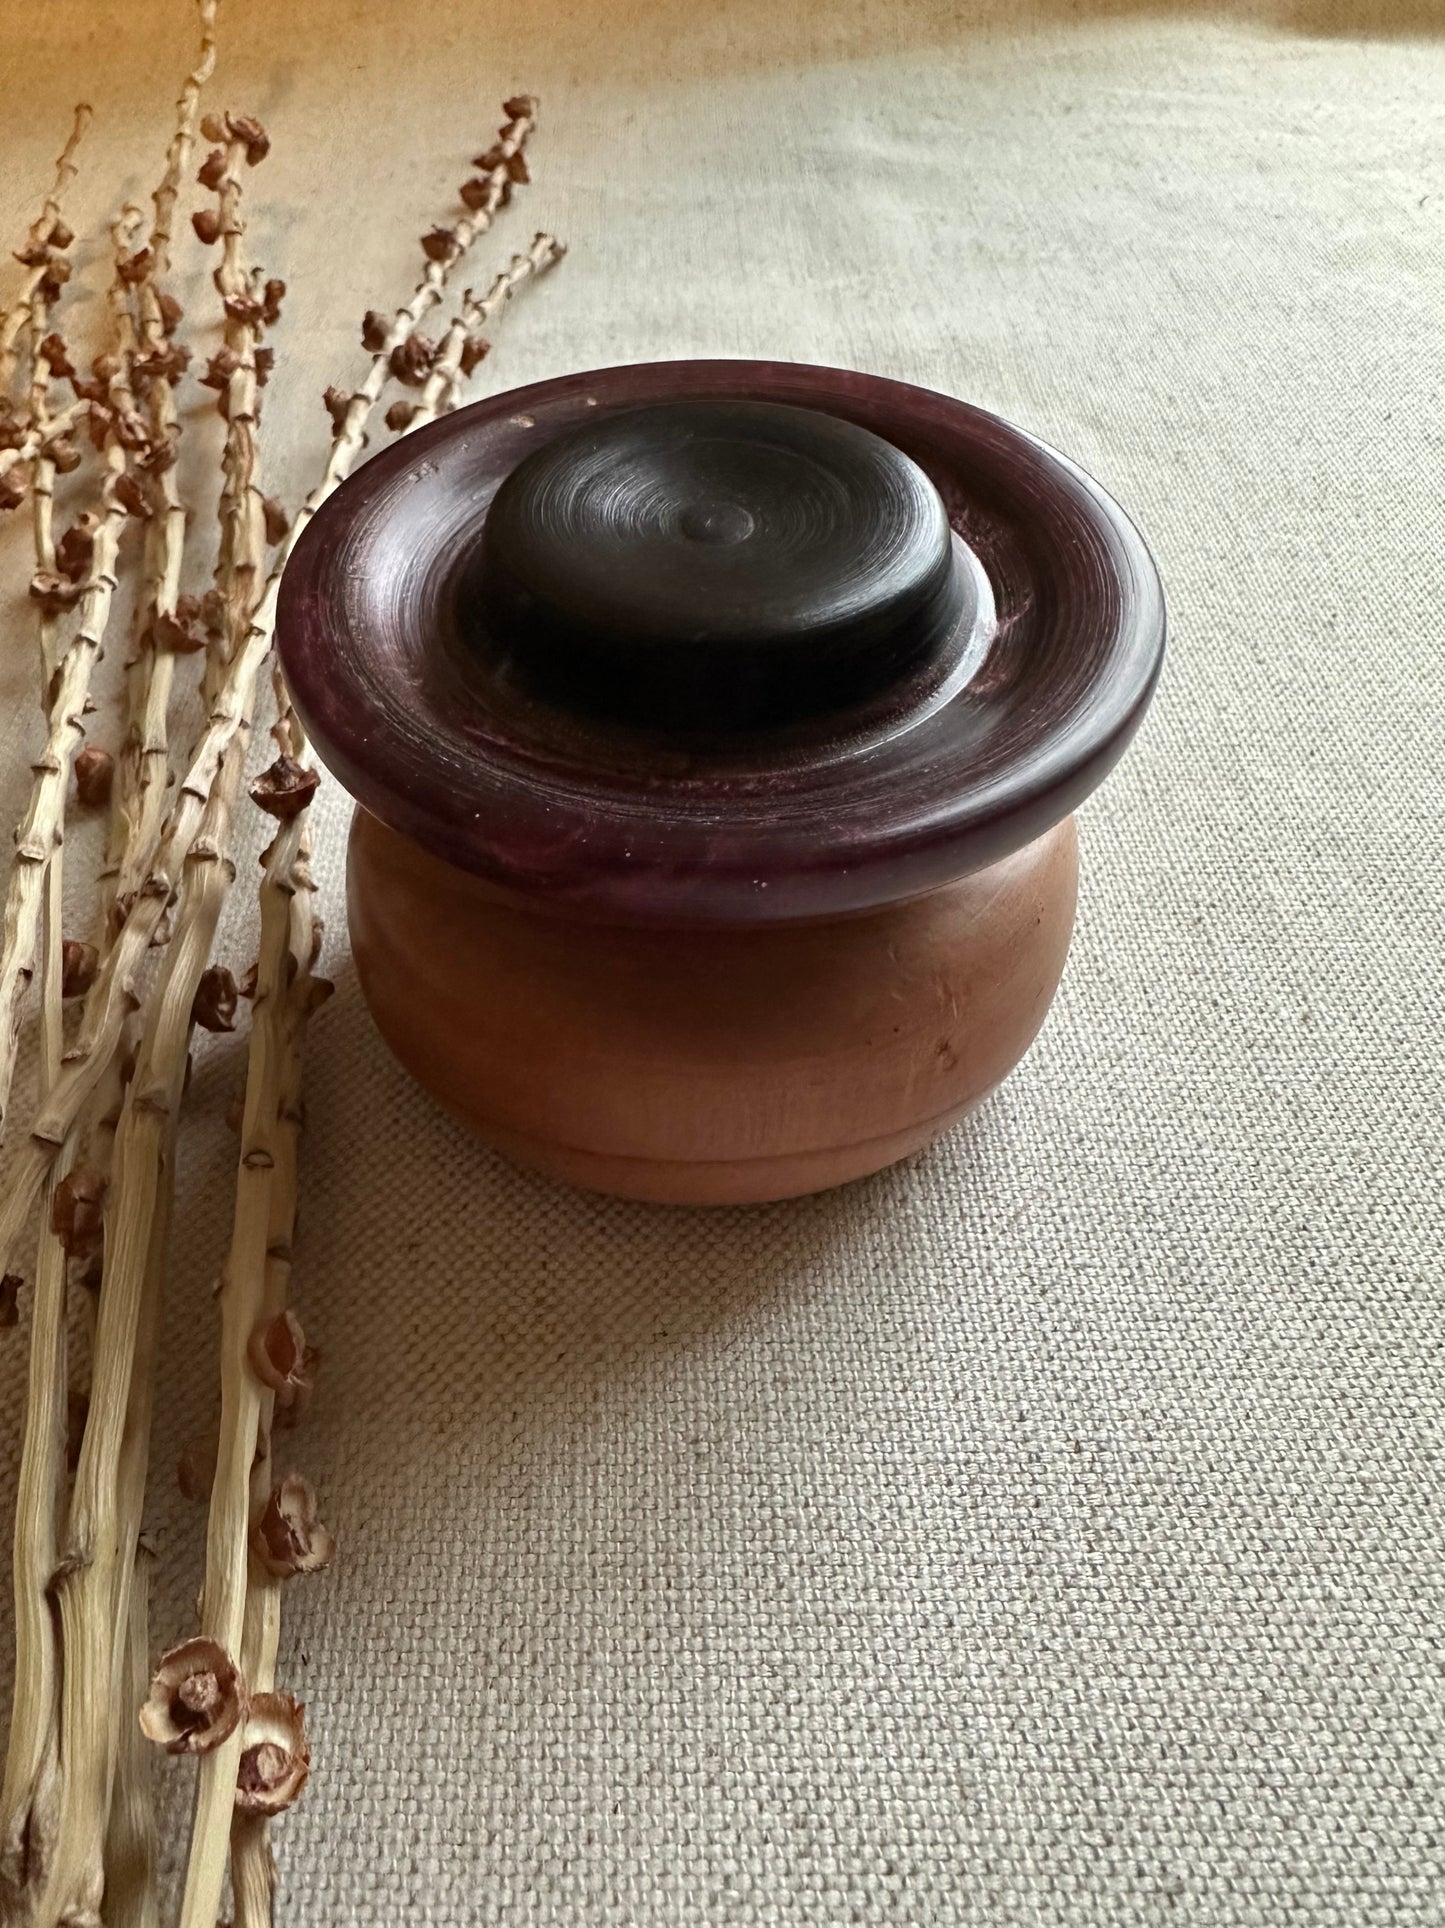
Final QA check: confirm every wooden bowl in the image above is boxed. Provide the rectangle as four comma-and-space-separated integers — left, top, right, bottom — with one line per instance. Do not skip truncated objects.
277, 360, 1164, 1203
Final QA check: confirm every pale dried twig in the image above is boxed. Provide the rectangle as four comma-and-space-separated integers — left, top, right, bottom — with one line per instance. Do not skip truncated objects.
0, 98, 542, 1286
178, 102, 543, 1926
0, 103, 90, 403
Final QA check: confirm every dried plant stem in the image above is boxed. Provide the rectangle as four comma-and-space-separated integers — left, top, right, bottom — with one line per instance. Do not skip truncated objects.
213, 147, 266, 671
0, 104, 539, 1280
411, 231, 565, 431
0, 402, 90, 489
108, 1, 218, 923
0, 208, 144, 1142
325, 97, 536, 480
41, 739, 248, 1927
180, 810, 307, 1928
225, 702, 318, 1926
99, 1543, 159, 1928
181, 108, 540, 1923
0, 209, 148, 1915
25, 296, 66, 695
96, 1111, 178, 1928
0, 105, 90, 398
0, 256, 81, 1905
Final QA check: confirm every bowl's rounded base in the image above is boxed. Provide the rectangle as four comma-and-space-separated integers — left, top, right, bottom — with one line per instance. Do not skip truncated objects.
442, 1094, 993, 1207
347, 812, 1078, 1207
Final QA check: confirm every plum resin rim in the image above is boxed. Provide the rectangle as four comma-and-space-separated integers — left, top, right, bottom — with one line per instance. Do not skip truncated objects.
276, 359, 1166, 926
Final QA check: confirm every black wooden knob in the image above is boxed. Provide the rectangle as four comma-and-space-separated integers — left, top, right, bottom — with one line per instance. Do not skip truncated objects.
464, 399, 964, 733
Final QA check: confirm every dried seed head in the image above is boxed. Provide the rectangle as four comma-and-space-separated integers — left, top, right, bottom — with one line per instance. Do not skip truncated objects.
262, 495, 289, 544
55, 512, 97, 582
191, 965, 239, 1034
459, 336, 490, 378
60, 939, 99, 999
137, 428, 180, 475
48, 217, 74, 251
157, 290, 184, 335
0, 474, 27, 513
118, 246, 153, 285
248, 1310, 319, 1411
198, 146, 228, 191
472, 144, 507, 173
111, 408, 151, 453
238, 960, 259, 999
506, 151, 530, 185
220, 287, 264, 325
227, 113, 271, 165
201, 587, 228, 636
192, 207, 222, 246
251, 1474, 335, 1578
0, 1273, 19, 1328
177, 1424, 219, 1501
78, 391, 112, 440
51, 1168, 107, 1257
503, 93, 536, 120
39, 331, 75, 379
360, 308, 390, 352
200, 111, 227, 142
222, 290, 264, 326
262, 277, 286, 324
384, 399, 418, 433
134, 340, 190, 384
457, 177, 495, 213
29, 570, 82, 614
200, 346, 239, 393
139, 1638, 246, 1754
153, 606, 205, 654
421, 226, 459, 263
388, 333, 437, 387
322, 385, 352, 434
74, 744, 114, 806
249, 755, 319, 820
235, 1694, 310, 1815
47, 435, 83, 475
253, 344, 275, 387
115, 472, 151, 519
38, 264, 69, 305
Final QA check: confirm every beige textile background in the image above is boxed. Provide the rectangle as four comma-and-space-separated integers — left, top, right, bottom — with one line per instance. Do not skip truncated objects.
2, 0, 1444, 1921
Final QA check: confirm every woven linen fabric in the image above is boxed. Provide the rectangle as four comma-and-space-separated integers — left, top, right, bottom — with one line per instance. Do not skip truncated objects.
2, 1, 1443, 1921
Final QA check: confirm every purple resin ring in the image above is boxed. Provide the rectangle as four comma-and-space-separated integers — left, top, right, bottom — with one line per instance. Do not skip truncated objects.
277, 360, 1165, 925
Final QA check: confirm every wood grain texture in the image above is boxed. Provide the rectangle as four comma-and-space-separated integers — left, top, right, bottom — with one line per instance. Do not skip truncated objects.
346, 809, 1079, 1203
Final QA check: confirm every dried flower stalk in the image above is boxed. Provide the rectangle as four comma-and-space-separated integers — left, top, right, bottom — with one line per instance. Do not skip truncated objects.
182, 104, 542, 1925
0, 207, 153, 1916
0, 100, 541, 1285
0, 205, 146, 1143
0, 71, 560, 1923
403, 230, 565, 435
104, 0, 219, 935
0, 104, 90, 401
41, 111, 265, 1924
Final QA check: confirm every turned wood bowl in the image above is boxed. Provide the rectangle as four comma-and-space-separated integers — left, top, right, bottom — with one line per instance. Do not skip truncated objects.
276, 360, 1165, 1204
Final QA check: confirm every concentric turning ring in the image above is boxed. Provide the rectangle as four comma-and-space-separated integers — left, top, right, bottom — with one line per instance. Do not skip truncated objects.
466, 399, 963, 733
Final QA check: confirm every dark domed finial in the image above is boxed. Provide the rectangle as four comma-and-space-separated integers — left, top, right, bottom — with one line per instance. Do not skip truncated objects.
464, 399, 965, 734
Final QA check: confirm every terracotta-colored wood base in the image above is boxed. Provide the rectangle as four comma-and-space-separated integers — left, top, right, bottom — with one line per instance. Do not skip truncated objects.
346, 812, 1079, 1205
